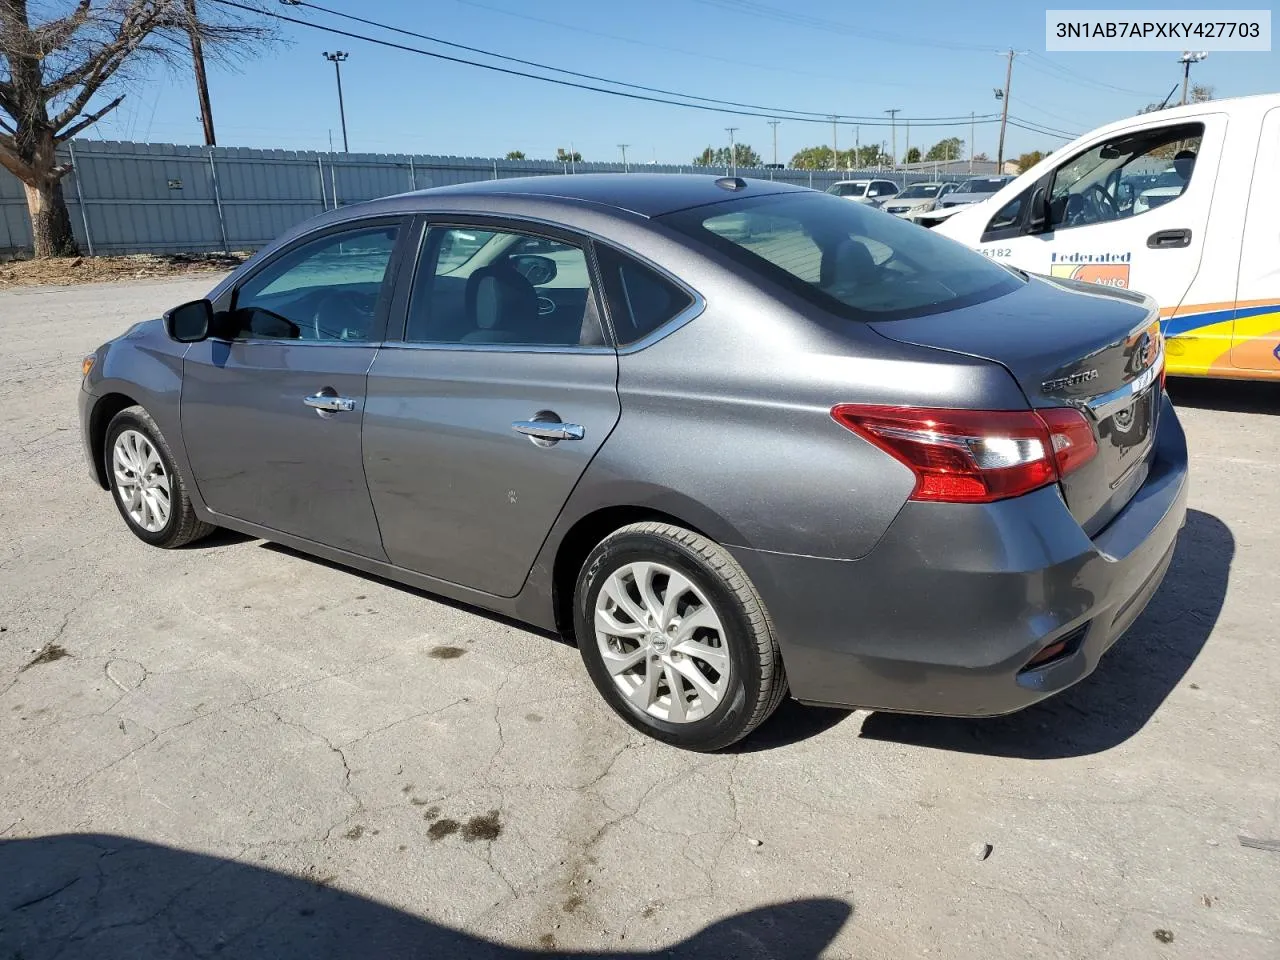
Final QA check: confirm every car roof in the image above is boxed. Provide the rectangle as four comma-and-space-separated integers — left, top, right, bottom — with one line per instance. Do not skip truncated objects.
407, 173, 811, 218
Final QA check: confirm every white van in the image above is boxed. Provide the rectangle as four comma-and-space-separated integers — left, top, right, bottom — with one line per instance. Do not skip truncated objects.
935, 93, 1280, 380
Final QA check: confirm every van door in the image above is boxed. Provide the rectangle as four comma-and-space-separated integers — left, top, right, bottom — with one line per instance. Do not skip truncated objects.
970, 116, 1225, 369
1231, 106, 1280, 374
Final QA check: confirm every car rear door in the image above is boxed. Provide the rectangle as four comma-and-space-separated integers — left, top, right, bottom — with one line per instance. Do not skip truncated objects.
362, 218, 621, 597
1231, 105, 1280, 372
181, 218, 408, 559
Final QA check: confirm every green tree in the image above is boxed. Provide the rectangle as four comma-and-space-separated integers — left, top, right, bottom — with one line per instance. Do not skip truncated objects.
972, 152, 990, 162
1015, 150, 1045, 173
555, 147, 582, 163
692, 145, 716, 166
789, 145, 834, 170
904, 146, 922, 164
925, 137, 964, 162
505, 150, 526, 160
711, 143, 762, 169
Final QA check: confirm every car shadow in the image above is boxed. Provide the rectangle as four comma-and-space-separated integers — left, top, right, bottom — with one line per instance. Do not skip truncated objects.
1167, 377, 1280, 415
0, 834, 851, 959
858, 508, 1232, 760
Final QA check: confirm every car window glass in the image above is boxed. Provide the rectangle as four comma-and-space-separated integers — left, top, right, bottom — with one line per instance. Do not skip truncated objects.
230, 225, 398, 342
1048, 122, 1203, 230
663, 191, 1020, 322
985, 189, 1028, 232
596, 246, 695, 345
406, 227, 602, 347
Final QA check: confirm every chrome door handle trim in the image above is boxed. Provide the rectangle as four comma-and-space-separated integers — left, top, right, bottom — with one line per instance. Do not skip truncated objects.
304, 394, 356, 412
511, 420, 585, 441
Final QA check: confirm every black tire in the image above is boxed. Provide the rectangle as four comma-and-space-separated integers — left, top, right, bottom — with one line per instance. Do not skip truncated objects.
104, 405, 216, 549
574, 521, 787, 751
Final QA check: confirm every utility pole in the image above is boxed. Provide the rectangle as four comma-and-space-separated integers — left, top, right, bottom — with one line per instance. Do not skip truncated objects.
724, 127, 738, 176
969, 111, 975, 174
185, 0, 216, 146
995, 48, 1019, 171
1178, 51, 1208, 105
829, 116, 839, 171
884, 108, 900, 168
618, 143, 630, 172
323, 51, 350, 153
855, 125, 860, 168
767, 119, 780, 166
904, 120, 910, 166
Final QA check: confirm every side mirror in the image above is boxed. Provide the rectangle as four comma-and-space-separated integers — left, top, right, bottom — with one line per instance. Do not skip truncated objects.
509, 254, 557, 287
163, 299, 213, 343
1026, 186, 1050, 234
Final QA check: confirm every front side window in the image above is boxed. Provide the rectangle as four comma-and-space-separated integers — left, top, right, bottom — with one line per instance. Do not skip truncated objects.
230, 225, 399, 341
405, 226, 602, 347
661, 191, 1022, 322
1048, 122, 1203, 230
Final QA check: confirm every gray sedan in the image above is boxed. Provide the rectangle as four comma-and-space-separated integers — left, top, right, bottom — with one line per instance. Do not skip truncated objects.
79, 175, 1186, 751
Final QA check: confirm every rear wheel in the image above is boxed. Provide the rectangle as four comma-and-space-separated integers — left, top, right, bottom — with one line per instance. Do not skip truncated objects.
574, 522, 786, 751
105, 405, 215, 549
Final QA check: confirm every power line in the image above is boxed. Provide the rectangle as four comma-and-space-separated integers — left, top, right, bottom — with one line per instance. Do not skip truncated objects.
1008, 96, 1086, 130
211, 0, 1002, 128
289, 0, 994, 124
1006, 116, 1079, 139
1022, 52, 1159, 98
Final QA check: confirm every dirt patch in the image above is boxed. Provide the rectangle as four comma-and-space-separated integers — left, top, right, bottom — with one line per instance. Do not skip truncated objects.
427, 646, 466, 660
427, 818, 460, 841
21, 644, 69, 671
343, 825, 365, 841
562, 894, 585, 914
0, 252, 250, 288
461, 810, 502, 842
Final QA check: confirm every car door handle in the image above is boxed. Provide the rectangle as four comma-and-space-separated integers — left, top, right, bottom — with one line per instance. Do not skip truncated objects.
511, 420, 585, 441
1147, 228, 1191, 249
304, 394, 356, 412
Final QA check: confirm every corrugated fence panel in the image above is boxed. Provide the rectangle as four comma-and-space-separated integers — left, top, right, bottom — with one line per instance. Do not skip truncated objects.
0, 140, 974, 257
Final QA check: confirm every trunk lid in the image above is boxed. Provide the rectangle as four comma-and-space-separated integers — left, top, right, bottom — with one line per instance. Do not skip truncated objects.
870, 274, 1163, 535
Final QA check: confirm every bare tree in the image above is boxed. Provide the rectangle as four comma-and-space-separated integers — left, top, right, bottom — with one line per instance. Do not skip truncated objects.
0, 0, 269, 257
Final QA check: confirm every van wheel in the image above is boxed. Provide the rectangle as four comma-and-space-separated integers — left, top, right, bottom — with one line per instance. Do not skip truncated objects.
105, 405, 216, 549
574, 522, 787, 751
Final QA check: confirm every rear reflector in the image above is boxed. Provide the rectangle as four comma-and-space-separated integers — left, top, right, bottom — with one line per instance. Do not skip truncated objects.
831, 404, 1098, 504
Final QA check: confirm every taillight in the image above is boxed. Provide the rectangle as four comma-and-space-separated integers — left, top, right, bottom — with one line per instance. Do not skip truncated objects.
831, 405, 1097, 504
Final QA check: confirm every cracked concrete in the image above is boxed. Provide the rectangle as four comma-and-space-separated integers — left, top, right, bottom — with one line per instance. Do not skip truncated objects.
1, 276, 1279, 959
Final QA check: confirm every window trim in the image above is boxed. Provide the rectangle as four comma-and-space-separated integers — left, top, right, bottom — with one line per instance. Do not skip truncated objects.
211, 215, 410, 346
390, 213, 611, 353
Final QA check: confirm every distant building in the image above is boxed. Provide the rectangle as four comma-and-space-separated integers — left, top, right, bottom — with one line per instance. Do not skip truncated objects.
893, 159, 1020, 177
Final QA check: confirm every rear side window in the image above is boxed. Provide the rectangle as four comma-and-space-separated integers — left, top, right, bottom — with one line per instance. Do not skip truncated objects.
595, 246, 694, 345
661, 191, 1021, 322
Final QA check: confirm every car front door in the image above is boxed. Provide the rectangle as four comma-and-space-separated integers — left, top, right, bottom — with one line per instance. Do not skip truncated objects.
181, 219, 408, 558
362, 220, 621, 597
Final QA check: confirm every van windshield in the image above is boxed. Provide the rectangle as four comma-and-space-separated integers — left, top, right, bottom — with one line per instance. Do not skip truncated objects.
660, 191, 1022, 321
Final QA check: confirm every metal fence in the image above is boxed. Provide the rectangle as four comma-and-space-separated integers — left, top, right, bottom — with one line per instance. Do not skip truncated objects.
0, 140, 972, 257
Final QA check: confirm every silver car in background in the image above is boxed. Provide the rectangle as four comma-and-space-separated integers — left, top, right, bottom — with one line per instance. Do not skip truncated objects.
79, 175, 1186, 751
882, 181, 958, 217
825, 179, 901, 207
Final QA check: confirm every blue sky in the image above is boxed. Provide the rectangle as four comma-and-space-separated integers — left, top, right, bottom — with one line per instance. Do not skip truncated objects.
89, 0, 1277, 164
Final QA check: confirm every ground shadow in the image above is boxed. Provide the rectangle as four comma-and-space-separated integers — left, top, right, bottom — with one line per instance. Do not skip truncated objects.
1167, 377, 1280, 415
0, 834, 851, 959
859, 508, 1232, 759
728, 699, 852, 753
181, 526, 255, 549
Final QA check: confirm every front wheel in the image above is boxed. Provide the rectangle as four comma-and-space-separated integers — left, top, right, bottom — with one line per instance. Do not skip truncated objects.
574, 522, 787, 751
105, 405, 216, 549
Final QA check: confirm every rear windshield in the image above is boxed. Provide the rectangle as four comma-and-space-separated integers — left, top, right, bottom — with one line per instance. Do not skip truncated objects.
826, 182, 867, 197
660, 191, 1022, 321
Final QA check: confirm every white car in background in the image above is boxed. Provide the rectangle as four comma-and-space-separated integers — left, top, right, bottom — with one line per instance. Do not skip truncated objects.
825, 179, 900, 207
882, 182, 957, 217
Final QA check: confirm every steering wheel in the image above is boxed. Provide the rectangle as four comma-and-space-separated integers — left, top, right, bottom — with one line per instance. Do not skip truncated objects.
312, 291, 372, 340
1081, 183, 1117, 224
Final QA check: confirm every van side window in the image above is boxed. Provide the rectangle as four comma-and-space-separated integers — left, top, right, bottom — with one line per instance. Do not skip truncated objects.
1047, 122, 1204, 231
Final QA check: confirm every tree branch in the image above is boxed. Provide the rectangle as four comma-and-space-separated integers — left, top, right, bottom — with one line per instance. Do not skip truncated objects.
56, 94, 124, 142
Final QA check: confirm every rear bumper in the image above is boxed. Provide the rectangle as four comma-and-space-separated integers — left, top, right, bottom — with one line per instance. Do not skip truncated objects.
729, 392, 1189, 716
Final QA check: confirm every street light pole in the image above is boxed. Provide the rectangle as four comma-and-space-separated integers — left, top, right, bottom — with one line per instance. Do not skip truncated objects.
322, 51, 350, 153
767, 119, 780, 167
725, 127, 738, 176
618, 143, 630, 172
1178, 51, 1208, 105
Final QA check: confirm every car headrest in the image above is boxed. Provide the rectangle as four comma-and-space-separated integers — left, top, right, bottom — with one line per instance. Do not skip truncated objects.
465, 263, 538, 333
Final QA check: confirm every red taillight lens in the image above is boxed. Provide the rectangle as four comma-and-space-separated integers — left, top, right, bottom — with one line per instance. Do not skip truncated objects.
831, 404, 1097, 504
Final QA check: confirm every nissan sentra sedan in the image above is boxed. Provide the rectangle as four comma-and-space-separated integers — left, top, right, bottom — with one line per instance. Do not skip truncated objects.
79, 174, 1187, 751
